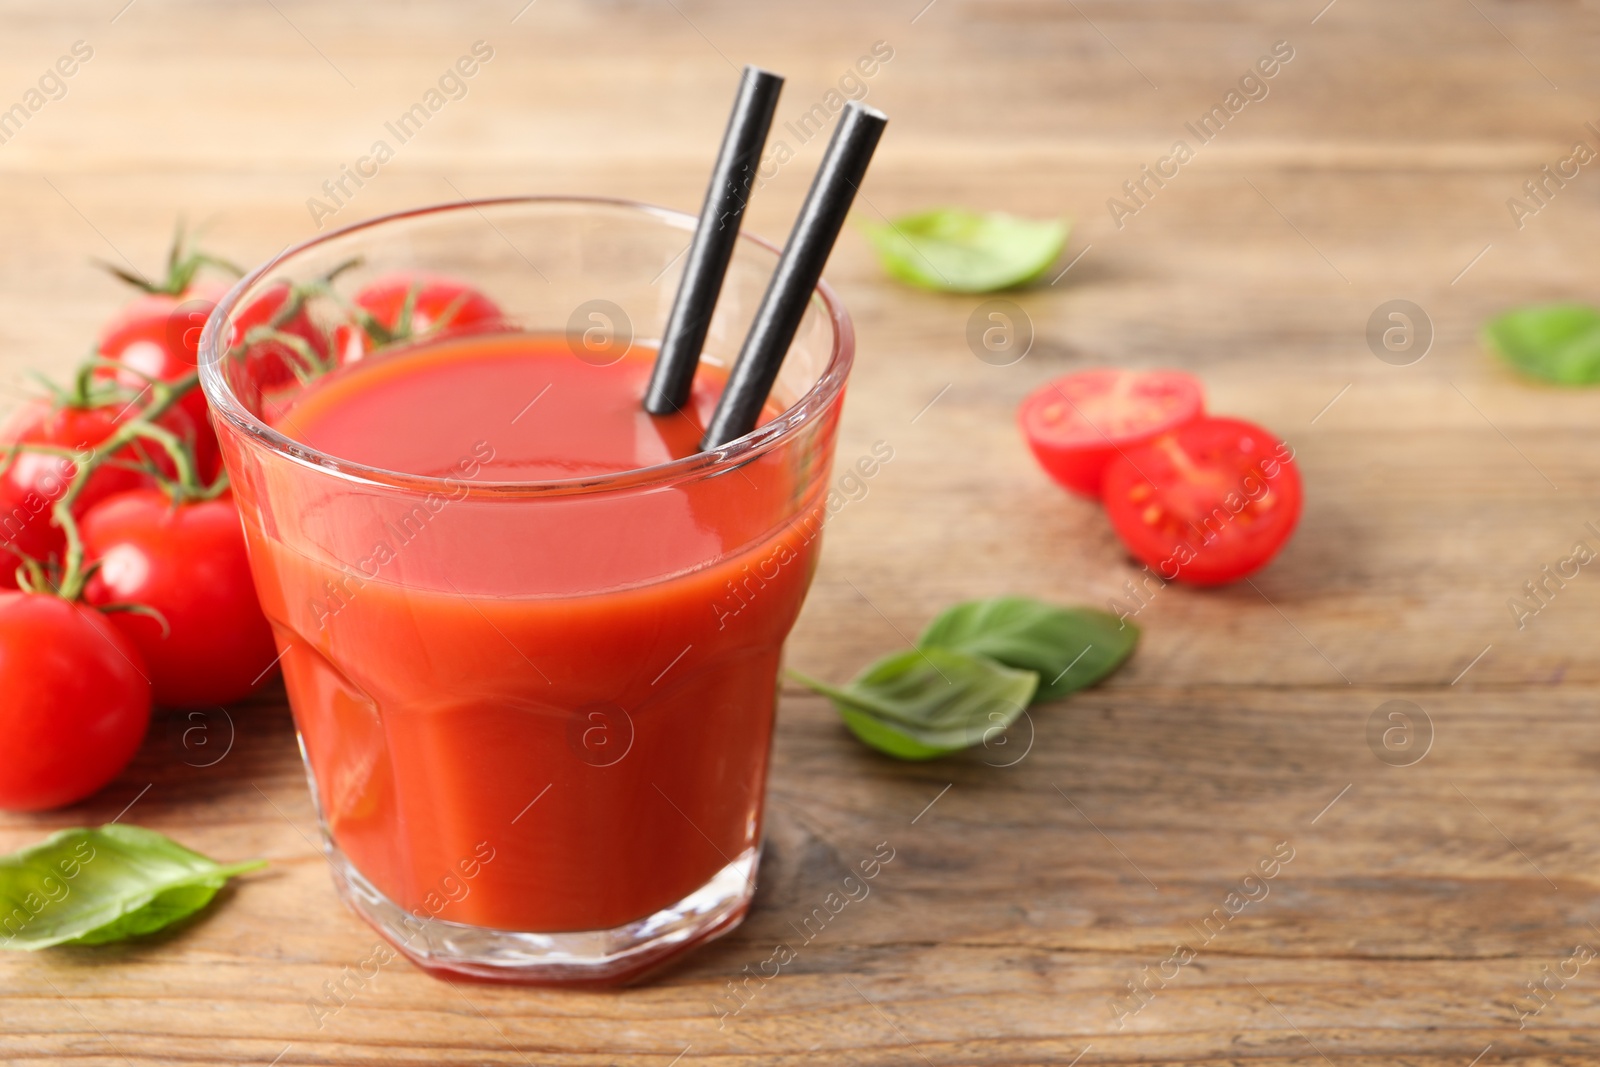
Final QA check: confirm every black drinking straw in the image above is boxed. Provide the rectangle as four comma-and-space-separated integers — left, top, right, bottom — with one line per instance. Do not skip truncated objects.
644, 66, 785, 415
699, 101, 887, 450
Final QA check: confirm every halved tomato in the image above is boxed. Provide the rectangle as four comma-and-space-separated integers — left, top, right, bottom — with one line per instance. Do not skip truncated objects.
1101, 416, 1302, 586
1018, 369, 1204, 497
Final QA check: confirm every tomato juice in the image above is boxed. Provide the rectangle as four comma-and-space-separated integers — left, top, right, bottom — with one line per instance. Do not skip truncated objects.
227, 333, 831, 935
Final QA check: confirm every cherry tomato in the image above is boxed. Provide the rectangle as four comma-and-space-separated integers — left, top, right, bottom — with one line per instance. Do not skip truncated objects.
355, 273, 502, 341
97, 278, 230, 355
0, 592, 151, 811
82, 489, 278, 708
228, 281, 334, 391
96, 283, 228, 482
0, 400, 193, 586
100, 278, 326, 402
1018, 369, 1205, 498
1101, 416, 1302, 586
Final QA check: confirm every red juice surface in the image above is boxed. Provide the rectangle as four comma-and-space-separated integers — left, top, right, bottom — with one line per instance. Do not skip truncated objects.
239, 334, 827, 932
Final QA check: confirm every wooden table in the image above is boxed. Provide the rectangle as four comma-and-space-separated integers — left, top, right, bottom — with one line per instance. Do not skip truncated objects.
5, 0, 1600, 1062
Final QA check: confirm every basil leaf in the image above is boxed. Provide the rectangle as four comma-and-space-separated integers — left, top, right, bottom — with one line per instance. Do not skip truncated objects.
793, 647, 1039, 760
0, 825, 264, 950
864, 209, 1069, 293
919, 597, 1138, 703
1484, 304, 1600, 385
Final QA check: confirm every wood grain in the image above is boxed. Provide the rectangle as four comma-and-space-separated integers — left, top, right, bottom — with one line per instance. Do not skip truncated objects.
4, 0, 1600, 1063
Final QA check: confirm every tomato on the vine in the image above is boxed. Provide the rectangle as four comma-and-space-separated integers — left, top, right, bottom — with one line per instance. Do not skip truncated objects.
97, 277, 230, 368
106, 275, 332, 411
1018, 369, 1205, 498
82, 489, 278, 708
229, 281, 334, 390
0, 592, 151, 811
0, 398, 200, 587
1101, 416, 1302, 586
355, 273, 502, 341
96, 278, 228, 480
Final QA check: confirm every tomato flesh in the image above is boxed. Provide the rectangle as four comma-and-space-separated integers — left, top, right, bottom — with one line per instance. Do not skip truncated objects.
82, 489, 279, 707
1018, 369, 1205, 497
0, 592, 150, 811
1101, 416, 1302, 586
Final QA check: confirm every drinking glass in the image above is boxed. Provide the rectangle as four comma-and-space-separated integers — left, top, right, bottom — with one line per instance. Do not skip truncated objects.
198, 197, 853, 983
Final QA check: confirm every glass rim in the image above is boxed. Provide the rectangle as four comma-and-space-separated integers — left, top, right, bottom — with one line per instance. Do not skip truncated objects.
197, 195, 855, 499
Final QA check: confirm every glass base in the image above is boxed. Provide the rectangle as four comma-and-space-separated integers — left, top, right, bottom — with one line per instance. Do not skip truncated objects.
325, 840, 758, 986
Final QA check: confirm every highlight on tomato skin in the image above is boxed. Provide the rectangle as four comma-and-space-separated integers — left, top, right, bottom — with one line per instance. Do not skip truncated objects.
1100, 416, 1303, 586
1017, 368, 1205, 498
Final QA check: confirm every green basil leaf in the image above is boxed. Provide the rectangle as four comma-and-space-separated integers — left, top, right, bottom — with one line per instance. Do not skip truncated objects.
793, 647, 1039, 760
0, 825, 264, 950
1484, 304, 1600, 385
919, 597, 1138, 703
864, 209, 1069, 293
